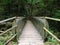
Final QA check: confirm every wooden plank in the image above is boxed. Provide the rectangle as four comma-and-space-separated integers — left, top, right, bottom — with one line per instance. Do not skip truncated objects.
43, 27, 60, 43
0, 17, 16, 24
0, 25, 17, 35
18, 20, 44, 45
4, 34, 17, 45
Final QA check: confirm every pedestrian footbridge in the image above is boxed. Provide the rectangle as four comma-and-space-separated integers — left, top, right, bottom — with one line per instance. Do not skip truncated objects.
0, 17, 60, 45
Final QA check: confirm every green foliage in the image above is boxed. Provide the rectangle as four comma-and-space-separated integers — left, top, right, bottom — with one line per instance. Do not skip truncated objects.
0, 0, 60, 45
0, 0, 60, 17
46, 28, 60, 45
0, 0, 9, 4
0, 41, 3, 45
54, 10, 60, 18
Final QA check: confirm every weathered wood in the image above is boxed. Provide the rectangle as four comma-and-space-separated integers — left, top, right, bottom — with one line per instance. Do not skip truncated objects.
43, 27, 60, 43
18, 20, 44, 45
43, 17, 48, 40
45, 17, 60, 21
13, 18, 17, 34
4, 34, 17, 45
0, 17, 17, 45
37, 17, 60, 21
0, 25, 17, 35
0, 31, 4, 33
0, 17, 16, 24
12, 18, 17, 42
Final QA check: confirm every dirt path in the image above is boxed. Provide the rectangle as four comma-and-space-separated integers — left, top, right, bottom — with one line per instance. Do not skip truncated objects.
18, 20, 44, 45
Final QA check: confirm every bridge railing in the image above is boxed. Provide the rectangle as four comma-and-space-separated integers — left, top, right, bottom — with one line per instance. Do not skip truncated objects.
40, 17, 60, 21
0, 17, 17, 45
43, 17, 60, 44
0, 17, 16, 23
43, 27, 60, 43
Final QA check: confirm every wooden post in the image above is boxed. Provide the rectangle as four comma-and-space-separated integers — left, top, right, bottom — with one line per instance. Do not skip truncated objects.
43, 17, 47, 40
13, 18, 16, 34
13, 16, 17, 42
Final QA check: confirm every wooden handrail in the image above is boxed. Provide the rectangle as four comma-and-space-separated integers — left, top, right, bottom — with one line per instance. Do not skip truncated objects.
38, 17, 60, 21
0, 17, 16, 24
40, 17, 60, 21
43, 27, 60, 43
0, 17, 17, 45
45, 17, 60, 21
0, 31, 4, 33
0, 25, 17, 35
4, 34, 17, 45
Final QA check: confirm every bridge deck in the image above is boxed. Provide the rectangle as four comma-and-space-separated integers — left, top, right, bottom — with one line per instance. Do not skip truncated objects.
18, 20, 44, 45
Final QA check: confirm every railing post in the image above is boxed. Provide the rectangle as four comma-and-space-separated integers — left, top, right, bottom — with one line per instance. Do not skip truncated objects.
6, 17, 17, 45
13, 17, 17, 34
43, 17, 47, 40
13, 16, 17, 42
0, 17, 17, 45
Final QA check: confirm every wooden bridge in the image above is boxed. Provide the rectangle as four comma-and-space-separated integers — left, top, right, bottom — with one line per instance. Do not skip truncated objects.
0, 17, 60, 45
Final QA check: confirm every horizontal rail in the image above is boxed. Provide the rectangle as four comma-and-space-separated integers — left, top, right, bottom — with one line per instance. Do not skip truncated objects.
0, 31, 4, 33
0, 17, 16, 24
43, 27, 60, 43
45, 17, 60, 21
0, 25, 17, 35
39, 17, 60, 21
4, 34, 17, 45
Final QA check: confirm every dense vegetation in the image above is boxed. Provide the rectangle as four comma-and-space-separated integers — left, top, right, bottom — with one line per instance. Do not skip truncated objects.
0, 0, 60, 45
0, 0, 60, 17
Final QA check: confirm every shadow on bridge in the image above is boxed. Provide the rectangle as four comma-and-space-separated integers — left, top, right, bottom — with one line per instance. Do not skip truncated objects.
0, 17, 60, 45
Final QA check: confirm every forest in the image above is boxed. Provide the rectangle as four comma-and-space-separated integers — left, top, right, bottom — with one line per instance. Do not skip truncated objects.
0, 0, 60, 45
